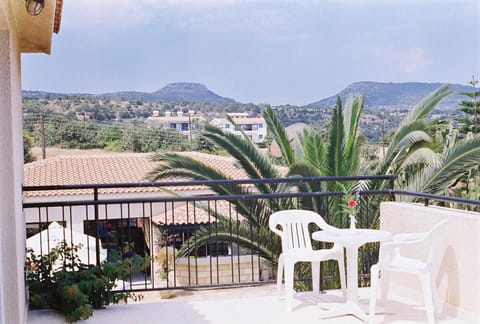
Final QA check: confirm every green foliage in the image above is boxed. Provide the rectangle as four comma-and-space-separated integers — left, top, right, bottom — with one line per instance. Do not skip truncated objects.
23, 130, 36, 163
455, 76, 480, 136
122, 125, 189, 152
26, 242, 148, 322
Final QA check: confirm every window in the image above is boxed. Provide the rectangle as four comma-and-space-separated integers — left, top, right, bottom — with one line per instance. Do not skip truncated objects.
258, 123, 264, 128
225, 124, 230, 129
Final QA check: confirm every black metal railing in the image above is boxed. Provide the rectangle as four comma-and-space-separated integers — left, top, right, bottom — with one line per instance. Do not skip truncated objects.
23, 175, 480, 293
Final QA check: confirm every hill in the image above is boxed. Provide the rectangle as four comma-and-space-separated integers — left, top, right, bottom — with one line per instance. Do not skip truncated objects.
309, 81, 472, 111
23, 82, 235, 104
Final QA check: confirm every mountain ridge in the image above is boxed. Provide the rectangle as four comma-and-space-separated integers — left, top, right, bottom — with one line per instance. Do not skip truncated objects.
22, 81, 472, 109
23, 82, 235, 105
308, 81, 471, 110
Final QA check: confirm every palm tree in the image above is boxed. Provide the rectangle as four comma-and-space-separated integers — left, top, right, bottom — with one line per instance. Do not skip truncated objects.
263, 96, 366, 228
147, 122, 293, 263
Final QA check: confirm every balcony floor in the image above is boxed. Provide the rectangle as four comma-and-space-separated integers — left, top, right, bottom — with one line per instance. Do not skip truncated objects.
28, 284, 472, 324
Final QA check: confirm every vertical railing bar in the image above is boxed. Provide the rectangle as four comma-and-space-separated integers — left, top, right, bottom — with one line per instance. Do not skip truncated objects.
103, 203, 108, 263
236, 205, 240, 283
94, 188, 100, 266
149, 202, 155, 289
214, 200, 220, 284
45, 207, 52, 264
207, 200, 213, 284
142, 202, 148, 289
193, 200, 198, 286
119, 202, 125, 291
229, 202, 234, 283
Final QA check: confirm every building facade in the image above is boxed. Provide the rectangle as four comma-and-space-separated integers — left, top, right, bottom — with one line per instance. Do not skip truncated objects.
0, 1, 63, 323
211, 113, 267, 143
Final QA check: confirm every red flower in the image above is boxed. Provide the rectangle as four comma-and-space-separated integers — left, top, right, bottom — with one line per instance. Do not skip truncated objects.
348, 200, 357, 208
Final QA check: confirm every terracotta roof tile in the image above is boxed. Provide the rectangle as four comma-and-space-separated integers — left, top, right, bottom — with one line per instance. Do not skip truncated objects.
152, 200, 240, 226
23, 152, 285, 198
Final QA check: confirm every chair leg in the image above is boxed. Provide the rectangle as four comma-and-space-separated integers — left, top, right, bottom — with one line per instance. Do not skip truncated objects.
284, 261, 295, 312
337, 256, 347, 300
421, 273, 436, 324
379, 270, 390, 305
311, 261, 320, 293
277, 254, 284, 295
431, 274, 442, 316
369, 265, 380, 324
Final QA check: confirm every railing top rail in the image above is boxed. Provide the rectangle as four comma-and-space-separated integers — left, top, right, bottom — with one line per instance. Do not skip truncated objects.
22, 175, 397, 192
22, 188, 480, 209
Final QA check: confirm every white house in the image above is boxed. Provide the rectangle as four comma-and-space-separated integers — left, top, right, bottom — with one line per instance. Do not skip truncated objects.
0, 1, 63, 323
146, 111, 205, 140
211, 113, 267, 143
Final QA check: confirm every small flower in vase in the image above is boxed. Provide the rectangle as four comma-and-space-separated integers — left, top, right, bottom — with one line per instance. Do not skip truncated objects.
347, 199, 357, 229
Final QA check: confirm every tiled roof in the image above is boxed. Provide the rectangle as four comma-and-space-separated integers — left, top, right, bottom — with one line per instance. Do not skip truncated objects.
23, 152, 260, 198
152, 200, 239, 226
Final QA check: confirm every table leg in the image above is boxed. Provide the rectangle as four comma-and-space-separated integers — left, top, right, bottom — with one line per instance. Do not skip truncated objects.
318, 245, 368, 322
346, 246, 359, 303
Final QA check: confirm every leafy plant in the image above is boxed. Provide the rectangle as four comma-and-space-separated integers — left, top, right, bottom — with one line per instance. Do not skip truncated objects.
26, 242, 148, 322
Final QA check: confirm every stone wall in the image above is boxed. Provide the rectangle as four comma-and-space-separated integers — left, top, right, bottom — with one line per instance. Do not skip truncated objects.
175, 255, 260, 286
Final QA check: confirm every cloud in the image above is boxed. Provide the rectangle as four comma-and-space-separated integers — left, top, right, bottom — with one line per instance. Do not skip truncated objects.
62, 1, 312, 43
371, 46, 432, 73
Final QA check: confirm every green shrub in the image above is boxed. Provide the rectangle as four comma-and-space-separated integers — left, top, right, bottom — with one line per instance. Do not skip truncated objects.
26, 242, 148, 322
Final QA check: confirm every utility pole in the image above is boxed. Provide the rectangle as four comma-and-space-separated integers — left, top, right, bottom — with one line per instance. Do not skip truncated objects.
40, 111, 46, 159
381, 110, 385, 159
188, 112, 192, 141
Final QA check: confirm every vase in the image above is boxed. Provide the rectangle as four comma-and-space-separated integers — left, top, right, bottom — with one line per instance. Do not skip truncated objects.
349, 214, 357, 229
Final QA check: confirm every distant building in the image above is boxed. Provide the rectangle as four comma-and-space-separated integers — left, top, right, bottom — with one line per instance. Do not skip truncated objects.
211, 113, 267, 143
147, 111, 205, 139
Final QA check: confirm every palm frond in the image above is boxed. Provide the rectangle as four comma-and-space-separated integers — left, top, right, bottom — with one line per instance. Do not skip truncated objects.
263, 105, 296, 166
421, 136, 480, 194
300, 128, 326, 172
399, 85, 452, 128
326, 97, 346, 177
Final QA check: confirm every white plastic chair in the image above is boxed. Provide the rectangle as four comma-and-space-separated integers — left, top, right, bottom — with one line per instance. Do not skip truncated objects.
269, 209, 346, 311
369, 219, 448, 324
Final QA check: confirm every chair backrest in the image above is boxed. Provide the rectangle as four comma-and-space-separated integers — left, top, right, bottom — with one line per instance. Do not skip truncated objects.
269, 209, 335, 253
425, 219, 448, 265
383, 219, 448, 265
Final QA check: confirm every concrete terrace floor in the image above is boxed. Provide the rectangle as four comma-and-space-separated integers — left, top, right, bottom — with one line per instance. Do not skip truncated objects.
28, 284, 473, 324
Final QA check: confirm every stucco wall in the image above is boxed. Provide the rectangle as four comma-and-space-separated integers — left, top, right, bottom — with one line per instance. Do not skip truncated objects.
380, 202, 480, 321
0, 27, 26, 324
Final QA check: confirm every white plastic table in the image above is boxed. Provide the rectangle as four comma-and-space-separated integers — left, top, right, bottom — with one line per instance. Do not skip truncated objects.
312, 228, 392, 321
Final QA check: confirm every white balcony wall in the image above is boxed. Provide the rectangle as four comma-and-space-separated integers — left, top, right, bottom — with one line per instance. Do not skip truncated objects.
0, 23, 25, 324
380, 202, 480, 322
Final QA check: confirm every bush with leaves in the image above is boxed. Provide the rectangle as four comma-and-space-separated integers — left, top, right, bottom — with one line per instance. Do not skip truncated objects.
26, 242, 149, 322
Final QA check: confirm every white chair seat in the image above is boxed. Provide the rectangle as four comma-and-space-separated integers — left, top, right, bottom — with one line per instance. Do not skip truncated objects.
382, 255, 428, 273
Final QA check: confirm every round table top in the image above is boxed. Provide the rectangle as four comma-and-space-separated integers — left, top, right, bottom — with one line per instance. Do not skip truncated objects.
312, 228, 392, 247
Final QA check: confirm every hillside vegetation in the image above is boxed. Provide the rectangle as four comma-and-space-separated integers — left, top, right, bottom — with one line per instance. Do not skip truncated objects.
22, 81, 471, 157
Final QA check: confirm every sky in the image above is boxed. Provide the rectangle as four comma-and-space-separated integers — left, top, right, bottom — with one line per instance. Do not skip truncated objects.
22, 0, 480, 106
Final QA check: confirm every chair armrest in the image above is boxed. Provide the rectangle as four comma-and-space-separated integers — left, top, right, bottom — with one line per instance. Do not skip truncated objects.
270, 228, 283, 237
381, 233, 427, 249
393, 232, 427, 243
